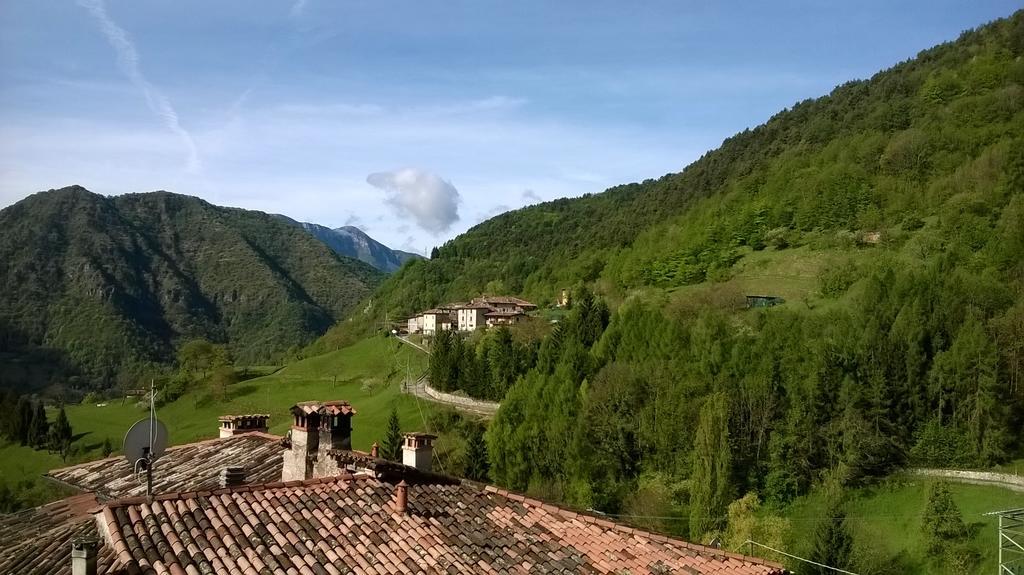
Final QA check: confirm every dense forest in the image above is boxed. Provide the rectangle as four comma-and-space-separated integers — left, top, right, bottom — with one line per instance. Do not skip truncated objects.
385, 12, 1024, 573
0, 187, 383, 394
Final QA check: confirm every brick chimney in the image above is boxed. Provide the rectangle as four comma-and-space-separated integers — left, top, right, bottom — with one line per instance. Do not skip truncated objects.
393, 480, 408, 514
70, 537, 97, 575
281, 402, 321, 481
218, 414, 269, 438
401, 432, 437, 472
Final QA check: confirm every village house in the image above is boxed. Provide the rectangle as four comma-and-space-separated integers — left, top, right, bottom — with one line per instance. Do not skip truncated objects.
4, 400, 788, 575
408, 295, 539, 335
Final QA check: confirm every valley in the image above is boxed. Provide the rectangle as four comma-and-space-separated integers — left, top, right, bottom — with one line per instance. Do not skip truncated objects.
1, 7, 1023, 575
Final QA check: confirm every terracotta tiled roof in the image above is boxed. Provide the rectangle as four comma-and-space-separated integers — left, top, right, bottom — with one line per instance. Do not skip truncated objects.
292, 400, 356, 416
98, 475, 785, 575
0, 493, 115, 575
46, 433, 285, 499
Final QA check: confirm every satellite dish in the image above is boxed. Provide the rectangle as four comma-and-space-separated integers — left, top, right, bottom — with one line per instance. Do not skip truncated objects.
124, 418, 168, 463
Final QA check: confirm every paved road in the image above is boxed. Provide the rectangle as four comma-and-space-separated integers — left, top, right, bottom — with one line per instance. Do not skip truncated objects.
395, 336, 501, 417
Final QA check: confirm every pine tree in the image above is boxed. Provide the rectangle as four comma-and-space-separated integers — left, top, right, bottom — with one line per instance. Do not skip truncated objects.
808, 495, 853, 575
102, 437, 114, 458
463, 425, 489, 481
15, 397, 32, 445
921, 481, 967, 555
28, 402, 49, 448
381, 407, 402, 461
690, 393, 733, 540
49, 407, 73, 461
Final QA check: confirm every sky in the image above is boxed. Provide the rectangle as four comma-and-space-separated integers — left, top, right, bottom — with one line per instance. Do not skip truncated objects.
0, 1, 1018, 254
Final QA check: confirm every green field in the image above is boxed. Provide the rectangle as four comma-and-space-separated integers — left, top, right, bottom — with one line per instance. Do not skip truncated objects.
780, 475, 1023, 574
1, 336, 433, 490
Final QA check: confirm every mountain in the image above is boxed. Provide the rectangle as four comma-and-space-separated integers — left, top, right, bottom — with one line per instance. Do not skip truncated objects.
352, 15, 1024, 564
369, 11, 1024, 315
276, 216, 424, 273
0, 187, 384, 391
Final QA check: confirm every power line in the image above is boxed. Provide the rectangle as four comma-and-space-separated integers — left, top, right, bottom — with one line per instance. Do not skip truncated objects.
744, 539, 860, 575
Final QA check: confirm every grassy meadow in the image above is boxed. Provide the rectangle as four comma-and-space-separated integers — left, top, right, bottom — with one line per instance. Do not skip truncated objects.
781, 475, 1023, 574
0, 335, 433, 491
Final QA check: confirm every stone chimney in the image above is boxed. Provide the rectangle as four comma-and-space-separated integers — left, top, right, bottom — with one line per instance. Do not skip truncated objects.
393, 480, 408, 514
282, 402, 321, 481
317, 401, 356, 458
220, 466, 246, 488
70, 537, 97, 575
218, 414, 270, 438
401, 432, 437, 472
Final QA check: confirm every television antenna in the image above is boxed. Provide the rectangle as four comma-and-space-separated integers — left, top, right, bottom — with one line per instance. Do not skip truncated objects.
123, 379, 168, 497
984, 507, 1024, 574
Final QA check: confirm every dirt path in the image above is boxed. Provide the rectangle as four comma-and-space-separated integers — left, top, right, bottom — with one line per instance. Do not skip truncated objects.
395, 336, 501, 418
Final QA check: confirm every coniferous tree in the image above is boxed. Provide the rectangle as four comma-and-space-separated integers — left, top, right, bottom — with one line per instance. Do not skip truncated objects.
15, 397, 32, 445
921, 481, 967, 555
463, 425, 490, 482
808, 494, 853, 575
49, 407, 73, 460
690, 393, 733, 540
381, 407, 402, 461
28, 402, 49, 448
102, 437, 114, 458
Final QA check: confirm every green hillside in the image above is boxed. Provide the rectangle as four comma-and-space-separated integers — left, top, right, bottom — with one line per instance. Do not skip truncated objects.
341, 12, 1024, 574
369, 11, 1024, 314
0, 187, 384, 392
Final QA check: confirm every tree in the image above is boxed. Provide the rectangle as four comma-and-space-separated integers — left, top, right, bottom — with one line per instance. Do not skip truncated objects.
28, 402, 49, 448
208, 366, 237, 402
48, 407, 73, 461
808, 494, 853, 575
690, 393, 733, 540
381, 407, 402, 461
921, 481, 967, 555
15, 396, 32, 445
178, 339, 229, 380
102, 437, 114, 458
463, 424, 489, 482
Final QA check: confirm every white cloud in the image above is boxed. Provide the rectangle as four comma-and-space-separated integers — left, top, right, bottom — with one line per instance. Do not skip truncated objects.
366, 168, 460, 234
522, 189, 542, 204
77, 0, 200, 174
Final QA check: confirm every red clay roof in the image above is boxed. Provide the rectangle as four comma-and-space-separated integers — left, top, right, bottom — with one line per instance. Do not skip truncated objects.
97, 474, 786, 575
46, 433, 285, 499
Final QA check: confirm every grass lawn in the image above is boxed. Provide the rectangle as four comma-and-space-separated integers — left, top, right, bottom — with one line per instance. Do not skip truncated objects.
1, 336, 434, 500
780, 474, 1023, 574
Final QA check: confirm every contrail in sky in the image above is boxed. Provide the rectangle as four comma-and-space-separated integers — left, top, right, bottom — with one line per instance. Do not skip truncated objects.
77, 0, 201, 174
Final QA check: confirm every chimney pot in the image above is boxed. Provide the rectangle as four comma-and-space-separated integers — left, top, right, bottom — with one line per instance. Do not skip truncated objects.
71, 537, 98, 575
370, 442, 379, 458
220, 466, 246, 488
394, 480, 408, 514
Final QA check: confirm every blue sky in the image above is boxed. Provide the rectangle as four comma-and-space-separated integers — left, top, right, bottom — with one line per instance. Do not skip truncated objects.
0, 1, 1018, 253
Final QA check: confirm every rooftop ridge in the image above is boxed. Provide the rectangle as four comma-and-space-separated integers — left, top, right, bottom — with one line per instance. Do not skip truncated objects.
99, 471, 375, 509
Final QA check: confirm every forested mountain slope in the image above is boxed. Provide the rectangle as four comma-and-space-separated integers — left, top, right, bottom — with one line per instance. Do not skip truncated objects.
0, 187, 383, 391
346, 13, 1024, 572
371, 11, 1024, 314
